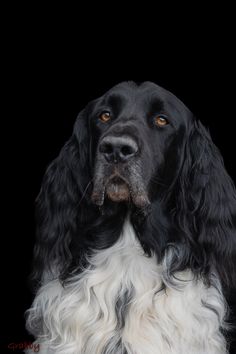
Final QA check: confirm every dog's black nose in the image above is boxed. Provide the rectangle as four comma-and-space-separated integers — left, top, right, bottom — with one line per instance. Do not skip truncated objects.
99, 136, 138, 163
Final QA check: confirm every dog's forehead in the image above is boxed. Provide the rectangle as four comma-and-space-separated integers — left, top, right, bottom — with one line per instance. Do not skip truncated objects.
98, 82, 192, 123
104, 81, 187, 109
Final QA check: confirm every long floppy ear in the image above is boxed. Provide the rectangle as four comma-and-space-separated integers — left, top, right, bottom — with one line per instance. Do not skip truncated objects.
31, 109, 91, 290
174, 119, 236, 287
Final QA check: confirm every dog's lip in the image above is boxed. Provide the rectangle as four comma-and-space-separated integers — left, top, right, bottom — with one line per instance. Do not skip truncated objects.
91, 171, 150, 209
106, 174, 129, 187
105, 174, 131, 203
91, 174, 129, 206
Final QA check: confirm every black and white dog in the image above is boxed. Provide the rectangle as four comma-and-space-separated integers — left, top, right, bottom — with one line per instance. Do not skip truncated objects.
26, 82, 236, 353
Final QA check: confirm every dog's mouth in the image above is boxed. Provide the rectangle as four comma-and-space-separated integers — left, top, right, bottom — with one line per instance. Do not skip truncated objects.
91, 168, 150, 209
105, 175, 130, 203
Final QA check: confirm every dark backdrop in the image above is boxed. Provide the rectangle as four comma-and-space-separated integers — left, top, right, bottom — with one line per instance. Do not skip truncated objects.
3, 22, 236, 353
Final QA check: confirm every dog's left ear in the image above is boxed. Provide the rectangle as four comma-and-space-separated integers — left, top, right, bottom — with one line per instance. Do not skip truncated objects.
175, 119, 236, 287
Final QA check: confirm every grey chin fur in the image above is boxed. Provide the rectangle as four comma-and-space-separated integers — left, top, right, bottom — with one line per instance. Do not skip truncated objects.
91, 160, 150, 208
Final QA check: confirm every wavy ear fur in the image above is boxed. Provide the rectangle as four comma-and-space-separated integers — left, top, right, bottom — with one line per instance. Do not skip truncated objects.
174, 120, 236, 287
31, 109, 91, 290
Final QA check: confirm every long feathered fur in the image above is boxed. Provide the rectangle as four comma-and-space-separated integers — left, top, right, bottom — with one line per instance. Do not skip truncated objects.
26, 81, 236, 353
172, 120, 236, 285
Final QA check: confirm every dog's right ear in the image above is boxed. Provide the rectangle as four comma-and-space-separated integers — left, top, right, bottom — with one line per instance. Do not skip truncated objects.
31, 108, 91, 290
174, 119, 236, 288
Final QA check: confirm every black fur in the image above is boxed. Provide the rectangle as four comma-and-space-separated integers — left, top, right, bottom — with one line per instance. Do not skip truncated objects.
31, 81, 236, 292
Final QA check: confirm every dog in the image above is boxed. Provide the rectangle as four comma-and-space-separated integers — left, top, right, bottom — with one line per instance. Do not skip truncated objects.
26, 81, 236, 353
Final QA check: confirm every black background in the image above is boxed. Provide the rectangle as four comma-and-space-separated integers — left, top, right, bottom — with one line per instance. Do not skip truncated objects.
3, 10, 236, 353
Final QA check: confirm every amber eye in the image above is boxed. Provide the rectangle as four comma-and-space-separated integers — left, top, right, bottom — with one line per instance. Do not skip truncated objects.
99, 111, 111, 123
154, 115, 169, 127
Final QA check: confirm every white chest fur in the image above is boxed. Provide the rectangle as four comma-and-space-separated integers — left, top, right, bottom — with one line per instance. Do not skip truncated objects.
27, 221, 228, 354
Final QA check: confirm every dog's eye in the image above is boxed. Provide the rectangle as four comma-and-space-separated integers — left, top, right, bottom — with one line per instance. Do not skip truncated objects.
99, 111, 111, 123
154, 115, 169, 127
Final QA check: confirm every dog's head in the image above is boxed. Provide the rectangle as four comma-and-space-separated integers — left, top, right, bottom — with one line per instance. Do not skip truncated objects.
80, 82, 191, 209
33, 81, 236, 289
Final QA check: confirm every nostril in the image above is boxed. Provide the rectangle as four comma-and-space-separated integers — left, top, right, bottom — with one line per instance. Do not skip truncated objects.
99, 143, 113, 155
121, 145, 135, 156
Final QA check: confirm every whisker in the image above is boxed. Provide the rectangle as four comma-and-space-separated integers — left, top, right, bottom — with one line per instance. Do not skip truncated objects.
77, 180, 93, 206
150, 176, 168, 188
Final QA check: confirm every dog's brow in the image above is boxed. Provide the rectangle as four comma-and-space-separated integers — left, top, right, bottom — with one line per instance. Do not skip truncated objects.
148, 97, 164, 114
106, 93, 126, 107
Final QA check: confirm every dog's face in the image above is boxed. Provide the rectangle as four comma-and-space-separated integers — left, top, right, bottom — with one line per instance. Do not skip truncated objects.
88, 81, 193, 208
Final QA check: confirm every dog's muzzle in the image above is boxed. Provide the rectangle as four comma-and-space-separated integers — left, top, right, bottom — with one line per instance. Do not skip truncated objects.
91, 135, 150, 208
